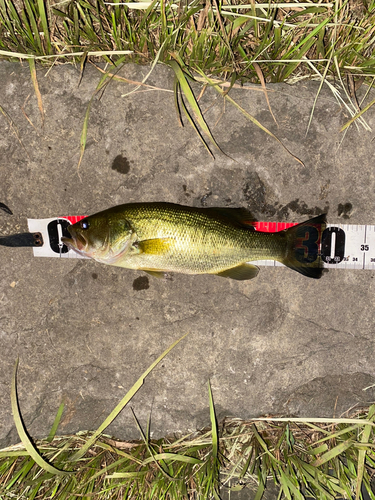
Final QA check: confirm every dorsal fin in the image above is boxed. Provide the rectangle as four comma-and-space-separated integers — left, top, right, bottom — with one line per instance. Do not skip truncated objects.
205, 207, 256, 229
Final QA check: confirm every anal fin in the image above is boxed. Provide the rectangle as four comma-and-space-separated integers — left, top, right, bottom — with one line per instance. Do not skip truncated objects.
215, 263, 259, 281
144, 270, 167, 279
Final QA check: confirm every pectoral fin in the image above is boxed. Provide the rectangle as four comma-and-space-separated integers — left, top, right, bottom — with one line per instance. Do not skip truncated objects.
215, 263, 259, 281
136, 238, 174, 255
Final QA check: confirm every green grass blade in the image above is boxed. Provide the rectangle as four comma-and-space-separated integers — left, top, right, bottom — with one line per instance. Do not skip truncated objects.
105, 471, 147, 478
251, 423, 281, 464
282, 16, 333, 61
142, 452, 202, 465
70, 332, 188, 461
312, 439, 354, 467
169, 60, 226, 157
132, 408, 174, 479
23, 0, 42, 53
208, 379, 220, 499
11, 359, 70, 476
279, 469, 293, 500
253, 477, 265, 500
208, 380, 218, 463
313, 424, 361, 444
46, 403, 65, 443
355, 407, 375, 500
37, 0, 51, 54
173, 77, 183, 127
176, 80, 215, 158
77, 97, 92, 170
80, 456, 139, 486
0, 450, 30, 457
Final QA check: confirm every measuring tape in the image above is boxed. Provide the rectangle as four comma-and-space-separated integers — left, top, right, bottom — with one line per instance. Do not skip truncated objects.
253, 222, 375, 271
27, 217, 375, 271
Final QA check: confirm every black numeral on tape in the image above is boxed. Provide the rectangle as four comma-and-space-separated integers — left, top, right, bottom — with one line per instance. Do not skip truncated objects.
294, 225, 320, 264
321, 227, 346, 264
47, 219, 71, 254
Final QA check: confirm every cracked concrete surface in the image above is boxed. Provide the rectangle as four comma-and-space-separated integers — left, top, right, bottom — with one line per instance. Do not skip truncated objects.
0, 62, 375, 449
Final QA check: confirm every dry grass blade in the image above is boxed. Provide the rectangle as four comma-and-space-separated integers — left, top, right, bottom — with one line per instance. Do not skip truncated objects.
131, 409, 174, 480
200, 72, 304, 166
0, 104, 30, 159
305, 57, 332, 136
251, 416, 375, 426
252, 61, 278, 126
28, 58, 44, 126
78, 68, 117, 170
91, 62, 173, 92
341, 95, 375, 132
121, 40, 166, 98
0, 50, 133, 60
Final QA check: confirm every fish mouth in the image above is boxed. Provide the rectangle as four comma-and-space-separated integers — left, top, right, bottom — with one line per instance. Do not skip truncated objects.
62, 230, 88, 254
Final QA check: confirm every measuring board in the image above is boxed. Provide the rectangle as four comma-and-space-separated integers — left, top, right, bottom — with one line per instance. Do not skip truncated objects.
27, 216, 375, 271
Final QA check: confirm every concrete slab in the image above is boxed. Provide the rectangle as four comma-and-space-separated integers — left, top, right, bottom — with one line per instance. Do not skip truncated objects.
0, 61, 375, 448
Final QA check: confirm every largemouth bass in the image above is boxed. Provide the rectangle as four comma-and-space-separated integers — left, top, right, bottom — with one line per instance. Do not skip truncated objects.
62, 202, 326, 280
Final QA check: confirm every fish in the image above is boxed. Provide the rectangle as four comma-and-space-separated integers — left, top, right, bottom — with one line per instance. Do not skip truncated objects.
61, 202, 326, 280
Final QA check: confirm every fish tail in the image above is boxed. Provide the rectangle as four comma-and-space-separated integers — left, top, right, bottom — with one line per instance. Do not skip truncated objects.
282, 213, 326, 279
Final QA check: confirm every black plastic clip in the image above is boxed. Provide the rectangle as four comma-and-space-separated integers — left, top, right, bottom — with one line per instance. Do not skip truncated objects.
0, 232, 44, 247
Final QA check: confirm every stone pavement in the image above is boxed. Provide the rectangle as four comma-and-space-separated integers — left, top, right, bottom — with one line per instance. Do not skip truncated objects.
0, 61, 375, 449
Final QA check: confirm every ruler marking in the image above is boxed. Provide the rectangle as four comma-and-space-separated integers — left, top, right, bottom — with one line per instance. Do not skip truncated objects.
330, 231, 336, 260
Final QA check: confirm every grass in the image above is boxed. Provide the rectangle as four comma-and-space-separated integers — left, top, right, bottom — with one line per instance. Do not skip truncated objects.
0, 0, 375, 158
2, 388, 375, 499
2, 337, 375, 499
0, 0, 375, 83
1, 1, 375, 498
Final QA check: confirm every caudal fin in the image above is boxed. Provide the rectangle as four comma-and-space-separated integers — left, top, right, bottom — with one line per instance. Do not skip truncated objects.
282, 214, 326, 279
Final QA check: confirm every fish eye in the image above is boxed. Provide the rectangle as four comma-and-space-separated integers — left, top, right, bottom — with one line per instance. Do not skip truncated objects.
80, 220, 90, 230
